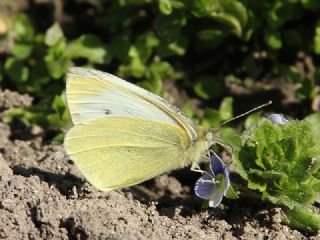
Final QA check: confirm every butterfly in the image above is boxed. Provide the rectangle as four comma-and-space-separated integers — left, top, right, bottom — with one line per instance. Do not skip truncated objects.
64, 67, 218, 191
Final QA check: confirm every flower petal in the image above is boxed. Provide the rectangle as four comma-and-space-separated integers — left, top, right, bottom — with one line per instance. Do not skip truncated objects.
194, 152, 231, 207
208, 188, 225, 207
223, 171, 231, 195
194, 174, 216, 200
267, 114, 288, 125
210, 152, 226, 175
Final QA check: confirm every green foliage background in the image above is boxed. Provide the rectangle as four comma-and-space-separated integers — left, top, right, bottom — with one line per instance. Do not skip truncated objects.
1, 0, 320, 132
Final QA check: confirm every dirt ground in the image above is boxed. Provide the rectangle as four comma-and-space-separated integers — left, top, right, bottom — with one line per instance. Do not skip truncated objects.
0, 89, 317, 239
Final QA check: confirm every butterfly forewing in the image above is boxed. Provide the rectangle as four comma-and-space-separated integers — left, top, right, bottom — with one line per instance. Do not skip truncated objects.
66, 67, 197, 141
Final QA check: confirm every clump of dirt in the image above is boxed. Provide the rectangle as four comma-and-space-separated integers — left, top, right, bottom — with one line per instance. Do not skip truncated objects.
0, 89, 315, 239
0, 89, 33, 110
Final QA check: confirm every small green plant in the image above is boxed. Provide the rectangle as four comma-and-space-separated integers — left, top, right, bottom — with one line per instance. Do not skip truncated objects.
234, 114, 320, 233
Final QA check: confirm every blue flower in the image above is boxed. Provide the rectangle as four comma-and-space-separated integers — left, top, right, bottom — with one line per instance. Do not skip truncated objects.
194, 152, 230, 207
267, 113, 288, 125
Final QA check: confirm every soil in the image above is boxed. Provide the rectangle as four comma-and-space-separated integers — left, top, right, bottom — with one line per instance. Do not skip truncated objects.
0, 89, 317, 240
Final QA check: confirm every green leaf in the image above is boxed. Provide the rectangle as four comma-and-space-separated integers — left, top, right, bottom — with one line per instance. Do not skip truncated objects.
197, 29, 225, 48
47, 94, 70, 129
280, 65, 302, 84
158, 0, 173, 15
219, 97, 233, 121
1, 107, 47, 127
285, 206, 320, 233
51, 132, 65, 143
150, 61, 172, 79
220, 127, 241, 147
266, 2, 285, 29
244, 113, 261, 129
30, 61, 50, 86
265, 31, 282, 49
120, 36, 160, 78
305, 112, 320, 144
68, 35, 108, 64
201, 108, 221, 128
168, 41, 186, 55
46, 57, 69, 80
214, 0, 248, 37
191, 0, 220, 17
181, 103, 196, 119
4, 57, 29, 83
45, 23, 64, 46
194, 76, 225, 99
225, 184, 239, 199
11, 43, 33, 60
192, 0, 248, 37
301, 0, 320, 8
315, 23, 320, 54
140, 61, 173, 93
138, 61, 172, 94
45, 40, 69, 79
129, 41, 152, 64
296, 78, 316, 100
13, 13, 34, 41
125, 59, 146, 78
158, 0, 184, 15
154, 12, 187, 56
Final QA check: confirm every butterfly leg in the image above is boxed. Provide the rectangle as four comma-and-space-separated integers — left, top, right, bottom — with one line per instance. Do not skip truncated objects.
190, 162, 207, 174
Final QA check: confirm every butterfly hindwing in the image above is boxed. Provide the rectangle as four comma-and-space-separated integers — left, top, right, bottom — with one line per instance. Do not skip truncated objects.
64, 117, 191, 190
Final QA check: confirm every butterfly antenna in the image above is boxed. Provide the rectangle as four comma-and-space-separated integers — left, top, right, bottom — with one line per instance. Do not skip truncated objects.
221, 100, 272, 126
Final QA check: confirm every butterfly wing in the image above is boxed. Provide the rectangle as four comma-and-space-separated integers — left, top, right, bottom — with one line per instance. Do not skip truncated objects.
64, 117, 191, 190
66, 67, 197, 141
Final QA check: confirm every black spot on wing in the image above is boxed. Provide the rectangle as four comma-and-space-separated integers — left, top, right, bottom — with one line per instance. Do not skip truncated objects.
105, 109, 111, 115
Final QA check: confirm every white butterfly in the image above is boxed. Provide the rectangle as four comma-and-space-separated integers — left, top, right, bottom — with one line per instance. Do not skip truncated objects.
64, 67, 216, 190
